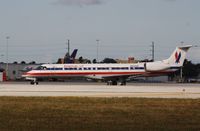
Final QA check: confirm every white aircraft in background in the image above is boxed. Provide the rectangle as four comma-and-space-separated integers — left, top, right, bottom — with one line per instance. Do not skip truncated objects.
22, 45, 192, 85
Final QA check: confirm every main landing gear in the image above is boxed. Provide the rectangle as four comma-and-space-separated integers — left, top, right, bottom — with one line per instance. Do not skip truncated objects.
120, 80, 126, 86
107, 80, 126, 86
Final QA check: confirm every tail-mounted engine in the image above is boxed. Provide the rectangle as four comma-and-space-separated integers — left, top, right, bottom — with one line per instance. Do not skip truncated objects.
144, 61, 170, 72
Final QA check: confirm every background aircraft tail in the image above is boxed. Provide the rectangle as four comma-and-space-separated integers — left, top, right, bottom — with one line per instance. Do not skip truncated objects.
70, 49, 78, 59
64, 49, 78, 63
164, 45, 192, 67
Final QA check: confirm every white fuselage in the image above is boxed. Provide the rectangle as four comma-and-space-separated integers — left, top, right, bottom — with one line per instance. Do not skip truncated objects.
23, 63, 177, 80
22, 45, 192, 84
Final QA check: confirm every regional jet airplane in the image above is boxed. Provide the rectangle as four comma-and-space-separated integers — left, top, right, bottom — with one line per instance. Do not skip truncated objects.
22, 45, 192, 85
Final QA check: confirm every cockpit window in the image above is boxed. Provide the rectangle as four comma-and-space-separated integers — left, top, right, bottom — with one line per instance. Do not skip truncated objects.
35, 66, 47, 70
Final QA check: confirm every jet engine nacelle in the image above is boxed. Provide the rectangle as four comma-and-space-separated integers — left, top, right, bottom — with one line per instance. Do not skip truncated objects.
144, 61, 170, 72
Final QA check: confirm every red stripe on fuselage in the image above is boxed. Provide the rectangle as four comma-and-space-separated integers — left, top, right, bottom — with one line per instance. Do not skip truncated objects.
25, 70, 174, 77
26, 71, 144, 76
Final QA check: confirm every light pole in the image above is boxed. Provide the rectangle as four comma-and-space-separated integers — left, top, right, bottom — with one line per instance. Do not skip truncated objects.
151, 42, 155, 62
96, 39, 99, 63
67, 39, 70, 55
6, 36, 10, 79
0, 54, 4, 62
180, 41, 184, 82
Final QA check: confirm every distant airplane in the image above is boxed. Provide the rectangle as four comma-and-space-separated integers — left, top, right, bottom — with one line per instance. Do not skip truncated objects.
21, 49, 78, 72
22, 45, 192, 85
64, 49, 78, 64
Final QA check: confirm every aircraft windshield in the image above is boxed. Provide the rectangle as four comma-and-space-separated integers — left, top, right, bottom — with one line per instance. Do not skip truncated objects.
34, 66, 47, 70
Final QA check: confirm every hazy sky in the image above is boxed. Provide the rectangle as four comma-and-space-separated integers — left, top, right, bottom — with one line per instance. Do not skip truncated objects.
0, 0, 200, 63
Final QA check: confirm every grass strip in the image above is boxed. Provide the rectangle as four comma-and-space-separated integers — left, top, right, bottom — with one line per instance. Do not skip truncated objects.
0, 97, 200, 131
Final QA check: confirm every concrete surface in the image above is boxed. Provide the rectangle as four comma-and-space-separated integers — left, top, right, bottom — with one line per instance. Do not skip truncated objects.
0, 82, 200, 98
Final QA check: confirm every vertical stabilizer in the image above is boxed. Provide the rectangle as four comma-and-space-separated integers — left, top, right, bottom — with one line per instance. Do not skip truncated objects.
164, 45, 192, 67
70, 49, 78, 59
64, 49, 78, 63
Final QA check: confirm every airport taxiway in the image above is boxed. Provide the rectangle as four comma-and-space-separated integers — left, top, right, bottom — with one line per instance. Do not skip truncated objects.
0, 82, 200, 98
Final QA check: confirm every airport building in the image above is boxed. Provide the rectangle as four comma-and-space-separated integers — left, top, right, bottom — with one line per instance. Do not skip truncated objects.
0, 63, 40, 80
0, 69, 6, 82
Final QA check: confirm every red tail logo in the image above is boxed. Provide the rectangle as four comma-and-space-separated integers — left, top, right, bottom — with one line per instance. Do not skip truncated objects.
175, 52, 181, 63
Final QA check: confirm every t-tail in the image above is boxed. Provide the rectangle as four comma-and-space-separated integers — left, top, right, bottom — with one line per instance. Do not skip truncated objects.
145, 45, 192, 72
164, 45, 192, 67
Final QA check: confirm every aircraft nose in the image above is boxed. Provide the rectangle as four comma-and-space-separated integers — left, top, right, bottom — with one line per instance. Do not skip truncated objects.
22, 72, 31, 77
22, 72, 28, 77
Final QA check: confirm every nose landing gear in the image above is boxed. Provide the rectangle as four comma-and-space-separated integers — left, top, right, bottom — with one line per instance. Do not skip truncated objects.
30, 78, 38, 85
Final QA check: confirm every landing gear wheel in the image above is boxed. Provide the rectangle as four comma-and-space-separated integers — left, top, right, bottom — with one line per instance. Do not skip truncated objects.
112, 80, 118, 85
120, 81, 126, 86
30, 81, 34, 85
30, 80, 39, 85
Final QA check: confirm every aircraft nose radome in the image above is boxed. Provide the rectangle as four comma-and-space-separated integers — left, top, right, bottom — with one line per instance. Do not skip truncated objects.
22, 72, 31, 77
22, 72, 28, 77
